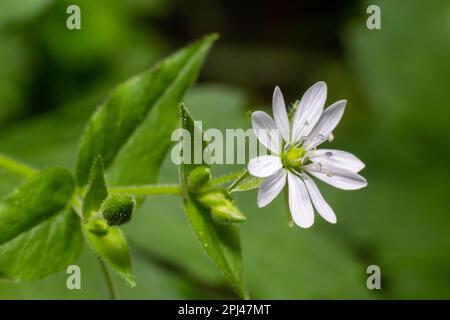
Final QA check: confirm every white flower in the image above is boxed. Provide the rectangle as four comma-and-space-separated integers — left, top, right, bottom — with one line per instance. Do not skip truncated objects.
248, 82, 367, 228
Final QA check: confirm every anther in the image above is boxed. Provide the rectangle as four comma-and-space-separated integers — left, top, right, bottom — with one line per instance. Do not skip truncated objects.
328, 133, 334, 142
326, 170, 334, 177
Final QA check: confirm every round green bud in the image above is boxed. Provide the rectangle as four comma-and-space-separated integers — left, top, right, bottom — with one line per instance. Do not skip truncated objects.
101, 193, 136, 226
188, 166, 211, 191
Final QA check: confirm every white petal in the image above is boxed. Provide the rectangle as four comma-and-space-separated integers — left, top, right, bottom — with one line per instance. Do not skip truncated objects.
248, 155, 282, 178
305, 100, 346, 149
303, 163, 367, 190
272, 86, 290, 142
257, 169, 287, 207
311, 149, 365, 172
287, 172, 314, 228
301, 173, 336, 224
292, 81, 327, 143
252, 111, 281, 154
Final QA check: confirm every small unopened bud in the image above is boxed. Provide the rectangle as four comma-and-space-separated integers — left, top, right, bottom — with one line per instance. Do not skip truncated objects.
188, 166, 211, 190
101, 193, 136, 226
198, 191, 246, 223
211, 204, 246, 223
87, 218, 109, 236
198, 191, 228, 207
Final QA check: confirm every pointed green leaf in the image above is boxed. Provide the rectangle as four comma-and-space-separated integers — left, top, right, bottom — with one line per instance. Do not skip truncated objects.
81, 157, 135, 287
82, 156, 108, 219
0, 168, 83, 280
179, 105, 248, 299
76, 34, 218, 187
182, 199, 247, 298
228, 170, 263, 193
83, 220, 135, 287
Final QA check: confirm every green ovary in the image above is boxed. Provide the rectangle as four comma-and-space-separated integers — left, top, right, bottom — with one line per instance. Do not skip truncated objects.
281, 146, 306, 171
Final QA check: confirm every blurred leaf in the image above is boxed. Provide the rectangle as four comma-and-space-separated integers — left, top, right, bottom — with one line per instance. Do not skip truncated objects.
0, 168, 73, 245
82, 156, 108, 219
345, 0, 450, 298
0, 168, 83, 280
0, 0, 53, 27
0, 34, 30, 124
76, 34, 218, 186
179, 105, 248, 299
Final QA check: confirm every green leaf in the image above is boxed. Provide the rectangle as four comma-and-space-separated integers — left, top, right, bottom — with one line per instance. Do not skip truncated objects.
76, 34, 218, 187
228, 170, 263, 193
81, 157, 135, 287
83, 220, 135, 287
179, 105, 248, 299
82, 156, 108, 219
0, 168, 83, 280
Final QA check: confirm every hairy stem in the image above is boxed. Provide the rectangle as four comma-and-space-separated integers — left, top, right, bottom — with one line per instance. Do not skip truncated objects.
98, 258, 118, 300
0, 153, 37, 178
109, 184, 181, 196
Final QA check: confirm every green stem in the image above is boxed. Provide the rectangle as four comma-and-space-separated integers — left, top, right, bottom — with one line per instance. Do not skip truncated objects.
109, 184, 181, 196
98, 258, 118, 300
207, 169, 246, 188
71, 194, 83, 218
0, 153, 37, 178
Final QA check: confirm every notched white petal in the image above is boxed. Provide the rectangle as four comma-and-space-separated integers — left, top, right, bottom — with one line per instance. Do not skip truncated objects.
305, 100, 346, 149
304, 163, 367, 190
257, 169, 287, 207
272, 86, 291, 143
311, 149, 365, 172
248, 155, 283, 178
292, 81, 327, 143
251, 111, 281, 154
302, 173, 336, 224
287, 172, 314, 228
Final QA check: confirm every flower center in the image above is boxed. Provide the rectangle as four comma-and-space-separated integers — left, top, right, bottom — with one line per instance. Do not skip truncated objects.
281, 146, 306, 171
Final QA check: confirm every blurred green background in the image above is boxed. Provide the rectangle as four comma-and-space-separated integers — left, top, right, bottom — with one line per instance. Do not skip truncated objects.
1, 0, 449, 299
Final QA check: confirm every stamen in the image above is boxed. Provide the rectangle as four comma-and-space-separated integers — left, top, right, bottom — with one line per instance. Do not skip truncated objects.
328, 133, 334, 142
315, 162, 322, 171
299, 136, 308, 144
312, 161, 334, 176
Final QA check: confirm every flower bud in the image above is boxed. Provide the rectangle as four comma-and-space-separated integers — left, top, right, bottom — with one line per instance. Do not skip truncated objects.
101, 193, 136, 226
87, 218, 109, 236
198, 191, 246, 223
188, 166, 211, 190
198, 191, 228, 207
211, 204, 246, 223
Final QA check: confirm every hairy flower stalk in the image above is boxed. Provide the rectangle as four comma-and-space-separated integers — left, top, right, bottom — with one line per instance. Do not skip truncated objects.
248, 82, 367, 228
